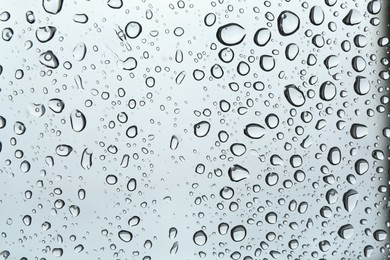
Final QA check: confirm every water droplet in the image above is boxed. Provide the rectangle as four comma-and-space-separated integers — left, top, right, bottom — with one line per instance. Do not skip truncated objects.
2, 28, 13, 41
218, 47, 234, 63
107, 0, 123, 9
343, 9, 362, 26
278, 11, 300, 36
73, 42, 87, 61
194, 121, 210, 137
231, 225, 246, 242
320, 81, 337, 101
284, 85, 305, 107
125, 21, 142, 39
244, 124, 266, 139
353, 76, 371, 95
309, 6, 324, 25
118, 230, 133, 242
55, 144, 73, 157
170, 135, 179, 150
73, 13, 88, 24
343, 189, 359, 212
42, 0, 64, 14
265, 172, 279, 186
14, 121, 26, 135
220, 186, 234, 200
69, 205, 80, 217
216, 23, 246, 46
355, 159, 368, 175
48, 98, 65, 113
126, 125, 138, 138
193, 230, 207, 246
39, 50, 59, 69
285, 43, 299, 61
70, 109, 86, 132
338, 224, 354, 239
259, 55, 275, 71
254, 28, 271, 47
350, 124, 368, 139
327, 147, 341, 165
127, 178, 137, 191
230, 143, 246, 157
36, 26, 56, 43
228, 164, 249, 182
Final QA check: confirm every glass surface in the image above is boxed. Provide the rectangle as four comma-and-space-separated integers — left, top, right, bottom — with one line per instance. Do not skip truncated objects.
0, 0, 389, 259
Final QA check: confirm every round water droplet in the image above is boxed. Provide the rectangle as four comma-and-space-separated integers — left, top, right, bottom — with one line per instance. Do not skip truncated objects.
220, 186, 234, 200
0, 11, 10, 22
237, 61, 250, 76
193, 230, 207, 246
326, 189, 338, 204
2, 28, 13, 41
107, 0, 123, 9
352, 56, 366, 72
265, 114, 279, 129
218, 223, 229, 235
69, 205, 80, 217
284, 85, 305, 107
265, 212, 278, 224
230, 143, 246, 157
106, 174, 118, 185
126, 125, 138, 138
14, 121, 26, 135
194, 121, 210, 137
231, 225, 246, 242
278, 11, 300, 36
125, 21, 142, 39
216, 23, 246, 46
265, 172, 279, 186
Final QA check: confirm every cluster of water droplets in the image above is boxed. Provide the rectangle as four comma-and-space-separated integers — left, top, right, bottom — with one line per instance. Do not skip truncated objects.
0, 0, 389, 259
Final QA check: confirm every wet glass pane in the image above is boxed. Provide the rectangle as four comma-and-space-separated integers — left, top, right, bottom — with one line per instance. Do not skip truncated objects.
0, 0, 389, 259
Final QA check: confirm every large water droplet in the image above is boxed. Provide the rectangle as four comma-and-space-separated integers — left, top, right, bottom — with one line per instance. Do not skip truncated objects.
193, 230, 207, 246
36, 26, 56, 43
231, 225, 246, 242
194, 121, 210, 137
70, 109, 86, 132
228, 164, 249, 182
278, 11, 300, 36
284, 85, 306, 107
343, 189, 359, 212
42, 0, 64, 14
216, 23, 246, 46
118, 230, 133, 242
350, 124, 368, 139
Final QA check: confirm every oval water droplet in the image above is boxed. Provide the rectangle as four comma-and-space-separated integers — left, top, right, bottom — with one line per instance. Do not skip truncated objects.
310, 6, 325, 25
231, 225, 246, 242
126, 125, 138, 138
118, 230, 133, 242
355, 159, 368, 175
230, 143, 246, 157
244, 123, 265, 139
285, 43, 299, 61
73, 42, 87, 61
320, 81, 337, 101
216, 23, 246, 46
55, 144, 73, 157
354, 76, 370, 95
284, 85, 305, 107
259, 55, 275, 71
327, 147, 341, 165
338, 224, 354, 239
70, 109, 86, 132
254, 28, 271, 47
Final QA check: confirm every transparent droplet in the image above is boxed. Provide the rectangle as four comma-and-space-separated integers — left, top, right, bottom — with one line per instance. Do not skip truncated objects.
228, 164, 249, 182
194, 121, 210, 137
278, 11, 300, 36
125, 21, 142, 39
231, 225, 246, 242
216, 23, 246, 46
193, 230, 207, 246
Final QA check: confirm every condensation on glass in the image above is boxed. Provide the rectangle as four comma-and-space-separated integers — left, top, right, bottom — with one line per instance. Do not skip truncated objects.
0, 0, 389, 259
